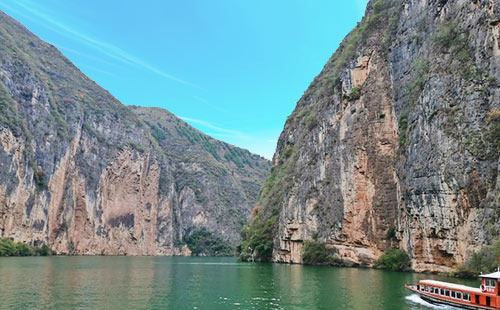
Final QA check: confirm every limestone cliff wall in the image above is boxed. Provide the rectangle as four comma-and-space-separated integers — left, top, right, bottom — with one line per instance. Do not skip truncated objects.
255, 0, 499, 272
0, 11, 270, 255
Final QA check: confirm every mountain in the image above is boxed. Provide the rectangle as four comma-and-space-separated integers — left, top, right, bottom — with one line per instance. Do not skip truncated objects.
0, 10, 270, 255
240, 0, 500, 272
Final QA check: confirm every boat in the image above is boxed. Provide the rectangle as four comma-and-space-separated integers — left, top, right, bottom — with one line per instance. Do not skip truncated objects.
405, 271, 500, 309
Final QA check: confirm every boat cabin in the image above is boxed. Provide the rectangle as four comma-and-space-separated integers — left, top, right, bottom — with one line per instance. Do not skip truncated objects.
480, 271, 500, 295
476, 271, 500, 308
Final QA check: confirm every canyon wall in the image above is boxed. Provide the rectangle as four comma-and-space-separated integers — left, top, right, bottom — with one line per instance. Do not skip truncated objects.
0, 11, 270, 255
244, 0, 499, 272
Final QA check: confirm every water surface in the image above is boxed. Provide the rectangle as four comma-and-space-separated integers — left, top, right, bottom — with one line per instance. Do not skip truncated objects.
0, 256, 478, 310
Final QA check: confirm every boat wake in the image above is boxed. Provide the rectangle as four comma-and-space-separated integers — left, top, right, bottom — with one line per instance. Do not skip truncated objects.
405, 294, 458, 309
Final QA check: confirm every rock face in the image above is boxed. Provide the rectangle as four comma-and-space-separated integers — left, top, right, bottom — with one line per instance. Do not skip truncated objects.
0, 11, 270, 255
245, 0, 499, 272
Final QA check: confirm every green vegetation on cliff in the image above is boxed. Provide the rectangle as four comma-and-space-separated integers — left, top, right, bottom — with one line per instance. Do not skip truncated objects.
374, 249, 411, 271
318, 0, 400, 97
237, 142, 299, 262
302, 240, 343, 266
237, 213, 278, 262
488, 110, 500, 153
453, 240, 500, 278
184, 228, 233, 257
0, 238, 54, 256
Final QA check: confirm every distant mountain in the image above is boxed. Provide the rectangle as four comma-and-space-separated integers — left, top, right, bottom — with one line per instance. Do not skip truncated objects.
0, 10, 270, 255
240, 0, 499, 272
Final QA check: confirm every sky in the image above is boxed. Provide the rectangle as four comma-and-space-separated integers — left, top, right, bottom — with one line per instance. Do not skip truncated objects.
0, 0, 368, 159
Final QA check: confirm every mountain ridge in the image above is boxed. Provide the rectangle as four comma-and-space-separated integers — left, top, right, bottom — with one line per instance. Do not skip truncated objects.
0, 9, 270, 255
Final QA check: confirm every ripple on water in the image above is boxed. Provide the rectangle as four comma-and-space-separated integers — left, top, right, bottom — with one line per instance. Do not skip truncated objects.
405, 294, 460, 310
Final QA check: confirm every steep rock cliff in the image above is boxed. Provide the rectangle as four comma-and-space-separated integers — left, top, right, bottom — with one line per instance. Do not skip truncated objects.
0, 11, 270, 255
242, 0, 499, 272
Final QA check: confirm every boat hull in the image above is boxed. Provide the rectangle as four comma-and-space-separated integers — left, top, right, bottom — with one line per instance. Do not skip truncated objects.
420, 294, 494, 310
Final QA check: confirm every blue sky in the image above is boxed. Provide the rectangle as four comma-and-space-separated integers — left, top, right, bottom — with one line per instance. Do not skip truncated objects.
0, 0, 368, 159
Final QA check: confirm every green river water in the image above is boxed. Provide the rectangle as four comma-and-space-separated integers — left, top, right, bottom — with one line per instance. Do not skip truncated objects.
0, 256, 478, 310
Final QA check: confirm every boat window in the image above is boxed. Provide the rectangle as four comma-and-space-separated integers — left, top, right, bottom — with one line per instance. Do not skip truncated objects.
463, 293, 469, 301
445, 290, 450, 297
440, 289, 444, 295
457, 292, 462, 299
451, 291, 456, 298
485, 279, 495, 287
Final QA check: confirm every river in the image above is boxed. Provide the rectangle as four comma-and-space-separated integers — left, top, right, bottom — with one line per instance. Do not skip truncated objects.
0, 256, 478, 310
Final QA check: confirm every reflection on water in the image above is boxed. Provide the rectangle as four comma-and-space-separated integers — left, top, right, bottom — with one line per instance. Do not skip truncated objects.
0, 256, 478, 310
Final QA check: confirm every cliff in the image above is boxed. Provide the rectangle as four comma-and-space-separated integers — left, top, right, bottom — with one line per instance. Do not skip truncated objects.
0, 11, 270, 255
241, 0, 500, 272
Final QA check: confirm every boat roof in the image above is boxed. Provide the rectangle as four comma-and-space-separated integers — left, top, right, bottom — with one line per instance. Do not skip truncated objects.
480, 271, 500, 279
420, 280, 482, 293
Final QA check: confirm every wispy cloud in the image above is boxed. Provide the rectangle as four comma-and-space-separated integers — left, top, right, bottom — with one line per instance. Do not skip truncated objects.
58, 46, 121, 68
179, 116, 278, 159
4, 0, 199, 88
179, 116, 245, 136
192, 95, 227, 113
80, 65, 115, 77
0, 2, 41, 26
205, 133, 237, 138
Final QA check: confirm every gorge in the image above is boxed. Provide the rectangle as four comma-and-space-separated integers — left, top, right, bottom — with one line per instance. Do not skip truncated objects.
0, 0, 499, 275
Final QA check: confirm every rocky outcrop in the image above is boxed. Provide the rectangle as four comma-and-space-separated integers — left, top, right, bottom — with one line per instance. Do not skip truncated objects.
0, 10, 270, 255
245, 0, 499, 272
